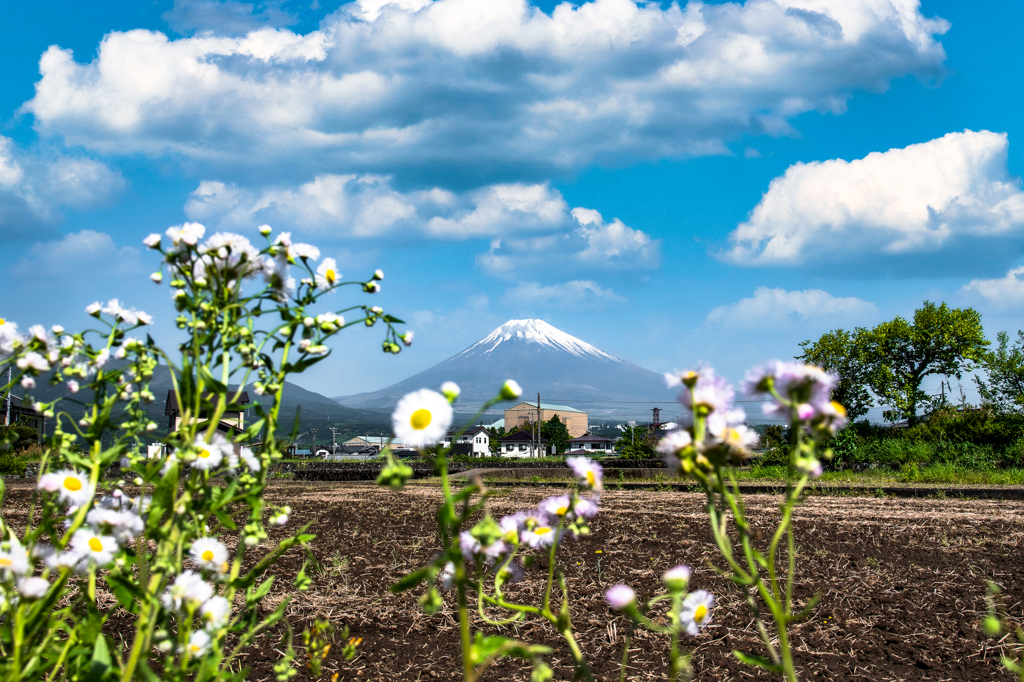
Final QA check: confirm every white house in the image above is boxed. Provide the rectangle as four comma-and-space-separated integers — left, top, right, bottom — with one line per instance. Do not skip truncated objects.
566, 434, 616, 455
498, 431, 551, 458
441, 425, 491, 457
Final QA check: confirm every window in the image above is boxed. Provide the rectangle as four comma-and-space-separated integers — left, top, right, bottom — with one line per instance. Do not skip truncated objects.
519, 444, 527, 451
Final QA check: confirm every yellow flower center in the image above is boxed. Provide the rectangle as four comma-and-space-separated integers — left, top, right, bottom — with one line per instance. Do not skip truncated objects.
586, 471, 595, 485
535, 527, 551, 536
831, 401, 847, 417
410, 408, 432, 430
88, 538, 103, 552
325, 268, 336, 284
694, 604, 708, 622
220, 562, 229, 573
202, 550, 215, 562
556, 506, 568, 516
0, 318, 5, 325
199, 448, 211, 459
63, 477, 82, 492
0, 558, 12, 567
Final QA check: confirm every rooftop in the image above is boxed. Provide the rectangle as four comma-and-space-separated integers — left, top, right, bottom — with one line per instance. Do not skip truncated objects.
507, 401, 584, 414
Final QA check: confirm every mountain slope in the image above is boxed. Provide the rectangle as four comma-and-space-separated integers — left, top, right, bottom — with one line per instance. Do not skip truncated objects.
334, 319, 674, 415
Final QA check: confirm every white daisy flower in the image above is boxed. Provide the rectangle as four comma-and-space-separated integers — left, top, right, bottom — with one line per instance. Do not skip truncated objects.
190, 538, 228, 571
67, 380, 80, 394
85, 302, 101, 316
539, 495, 573, 519
38, 469, 94, 507
566, 456, 603, 492
200, 595, 231, 630
182, 629, 211, 657
681, 590, 715, 635
440, 562, 456, 591
20, 377, 34, 389
315, 258, 340, 291
573, 498, 599, 519
191, 433, 232, 470
0, 537, 30, 576
162, 570, 213, 611
521, 523, 560, 549
166, 222, 205, 247
17, 577, 49, 599
656, 430, 693, 458
143, 233, 161, 248
87, 508, 144, 543
71, 529, 119, 567
0, 318, 20, 358
239, 447, 260, 472
17, 351, 49, 372
391, 389, 453, 448
292, 243, 319, 260
681, 373, 734, 416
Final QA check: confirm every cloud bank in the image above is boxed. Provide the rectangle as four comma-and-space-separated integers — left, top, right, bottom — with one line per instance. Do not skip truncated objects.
12, 230, 143, 280
705, 286, 877, 328
27, 0, 948, 182
0, 137, 125, 237
962, 267, 1024, 308
724, 130, 1024, 268
503, 279, 624, 308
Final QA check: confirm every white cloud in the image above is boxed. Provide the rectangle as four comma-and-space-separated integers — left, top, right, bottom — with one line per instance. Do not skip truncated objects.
0, 137, 125, 236
477, 207, 660, 275
27, 0, 948, 180
962, 267, 1024, 308
163, 0, 298, 36
724, 130, 1024, 266
504, 280, 624, 308
12, 230, 143, 280
705, 286, 877, 328
185, 175, 568, 237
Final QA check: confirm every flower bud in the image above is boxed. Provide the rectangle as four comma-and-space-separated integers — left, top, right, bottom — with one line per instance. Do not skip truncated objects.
982, 615, 1002, 637
372, 269, 384, 280
303, 317, 314, 328
150, 272, 163, 284
259, 224, 272, 236
662, 565, 691, 592
605, 584, 636, 611
500, 379, 522, 400
441, 381, 461, 403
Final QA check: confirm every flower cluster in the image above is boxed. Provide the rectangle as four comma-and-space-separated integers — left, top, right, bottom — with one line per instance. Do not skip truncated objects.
606, 565, 715, 636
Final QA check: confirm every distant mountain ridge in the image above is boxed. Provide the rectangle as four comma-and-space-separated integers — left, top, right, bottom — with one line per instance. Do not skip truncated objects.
334, 319, 675, 417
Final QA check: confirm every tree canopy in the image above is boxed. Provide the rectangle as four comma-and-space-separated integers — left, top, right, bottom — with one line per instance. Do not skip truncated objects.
975, 330, 1024, 411
860, 301, 988, 425
796, 328, 873, 421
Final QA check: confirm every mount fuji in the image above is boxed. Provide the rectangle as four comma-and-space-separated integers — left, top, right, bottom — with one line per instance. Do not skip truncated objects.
333, 319, 675, 416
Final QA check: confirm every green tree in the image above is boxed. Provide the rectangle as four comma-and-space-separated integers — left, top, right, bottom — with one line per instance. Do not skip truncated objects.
975, 330, 1024, 411
486, 426, 505, 454
615, 424, 655, 459
861, 301, 989, 426
796, 328, 873, 421
540, 414, 570, 454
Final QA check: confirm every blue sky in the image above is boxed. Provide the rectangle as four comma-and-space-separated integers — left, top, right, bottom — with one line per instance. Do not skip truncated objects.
2, 0, 1023, 404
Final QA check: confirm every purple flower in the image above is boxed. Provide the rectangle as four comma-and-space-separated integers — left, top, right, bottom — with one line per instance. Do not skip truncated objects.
605, 584, 636, 611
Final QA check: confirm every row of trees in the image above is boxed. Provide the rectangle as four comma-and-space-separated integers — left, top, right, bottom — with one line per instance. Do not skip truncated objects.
488, 414, 572, 454
798, 301, 1023, 425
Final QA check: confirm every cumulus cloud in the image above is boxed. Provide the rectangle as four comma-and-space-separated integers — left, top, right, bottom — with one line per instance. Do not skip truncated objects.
0, 137, 125, 237
478, 207, 660, 275
26, 0, 948, 181
724, 130, 1024, 268
962, 267, 1024, 308
705, 286, 877, 328
12, 230, 143, 280
504, 280, 625, 308
185, 175, 570, 237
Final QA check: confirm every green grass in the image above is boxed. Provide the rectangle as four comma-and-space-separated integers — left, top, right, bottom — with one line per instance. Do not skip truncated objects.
738, 463, 1024, 486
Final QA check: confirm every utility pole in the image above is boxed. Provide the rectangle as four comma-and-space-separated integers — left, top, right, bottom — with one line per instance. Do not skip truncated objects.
536, 393, 541, 458
310, 428, 317, 457
330, 426, 339, 454
4, 365, 10, 426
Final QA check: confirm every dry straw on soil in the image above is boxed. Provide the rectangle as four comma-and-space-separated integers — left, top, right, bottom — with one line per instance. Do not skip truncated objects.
4, 481, 1023, 681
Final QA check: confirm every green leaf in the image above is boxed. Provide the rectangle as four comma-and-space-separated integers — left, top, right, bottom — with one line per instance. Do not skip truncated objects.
391, 566, 430, 594
732, 650, 782, 673
246, 577, 276, 607
104, 574, 144, 614
85, 635, 111, 682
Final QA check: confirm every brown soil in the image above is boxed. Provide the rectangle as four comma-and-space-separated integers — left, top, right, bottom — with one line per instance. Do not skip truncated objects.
4, 481, 1023, 681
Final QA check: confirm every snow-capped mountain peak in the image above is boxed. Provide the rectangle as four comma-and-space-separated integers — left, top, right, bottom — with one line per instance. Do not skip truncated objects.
458, 319, 621, 362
